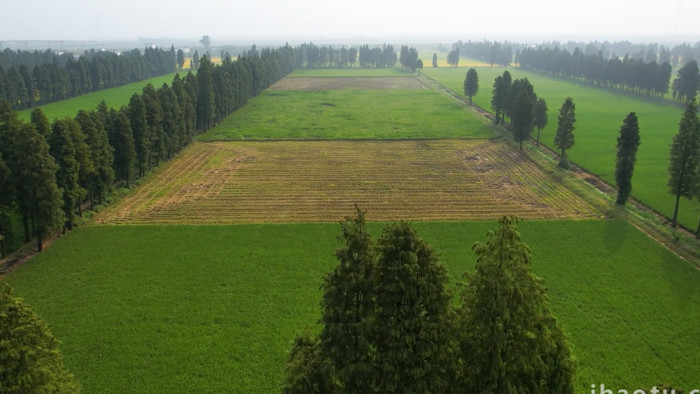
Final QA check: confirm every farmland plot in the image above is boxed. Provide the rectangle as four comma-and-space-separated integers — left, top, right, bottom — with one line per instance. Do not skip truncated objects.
97, 139, 601, 224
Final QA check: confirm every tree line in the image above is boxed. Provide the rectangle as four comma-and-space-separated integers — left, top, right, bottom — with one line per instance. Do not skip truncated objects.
0, 45, 295, 256
453, 40, 513, 67
294, 43, 415, 70
517, 46, 673, 100
283, 210, 575, 393
0, 46, 177, 109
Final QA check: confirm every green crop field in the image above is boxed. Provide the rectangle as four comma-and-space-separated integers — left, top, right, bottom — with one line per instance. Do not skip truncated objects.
198, 83, 494, 140
16, 72, 182, 122
3, 220, 699, 393
423, 67, 695, 229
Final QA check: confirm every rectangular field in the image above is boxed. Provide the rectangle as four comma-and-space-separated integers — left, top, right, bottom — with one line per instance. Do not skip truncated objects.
95, 140, 601, 224
423, 67, 696, 229
198, 77, 495, 140
3, 220, 699, 393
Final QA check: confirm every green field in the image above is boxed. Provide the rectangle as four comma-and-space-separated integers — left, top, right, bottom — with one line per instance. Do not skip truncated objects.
198, 88, 494, 140
3, 220, 698, 393
423, 67, 695, 229
17, 72, 182, 122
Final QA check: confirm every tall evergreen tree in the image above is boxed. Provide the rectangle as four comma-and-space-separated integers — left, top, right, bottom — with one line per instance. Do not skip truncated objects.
142, 83, 165, 167
457, 217, 575, 394
0, 284, 80, 392
491, 76, 507, 124
282, 331, 334, 394
75, 110, 114, 208
319, 207, 376, 392
615, 112, 641, 205
107, 108, 135, 187
464, 68, 479, 105
0, 152, 12, 257
13, 123, 62, 251
30, 107, 51, 138
127, 93, 148, 177
511, 91, 535, 150
533, 98, 548, 146
49, 118, 82, 230
196, 56, 216, 131
554, 97, 576, 168
432, 53, 438, 68
668, 100, 700, 228
371, 221, 456, 393
671, 60, 699, 103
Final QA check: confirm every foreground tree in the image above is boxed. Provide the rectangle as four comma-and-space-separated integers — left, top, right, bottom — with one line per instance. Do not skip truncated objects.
615, 112, 641, 205
457, 217, 575, 394
371, 221, 456, 393
668, 100, 700, 228
554, 97, 576, 168
463, 68, 479, 105
319, 207, 376, 392
0, 284, 80, 392
282, 332, 334, 394
533, 98, 548, 146
49, 118, 83, 230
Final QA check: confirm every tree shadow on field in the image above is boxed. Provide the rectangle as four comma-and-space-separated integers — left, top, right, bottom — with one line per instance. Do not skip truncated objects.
600, 219, 628, 254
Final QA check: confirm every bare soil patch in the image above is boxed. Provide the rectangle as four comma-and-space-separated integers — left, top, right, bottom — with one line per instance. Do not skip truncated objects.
96, 140, 601, 224
268, 77, 427, 90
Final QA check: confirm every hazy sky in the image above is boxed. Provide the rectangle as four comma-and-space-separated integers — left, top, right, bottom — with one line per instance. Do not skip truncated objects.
2, 0, 699, 43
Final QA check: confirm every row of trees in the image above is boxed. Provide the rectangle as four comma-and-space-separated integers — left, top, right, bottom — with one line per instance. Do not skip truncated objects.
398, 46, 422, 72
453, 40, 513, 67
0, 46, 295, 255
293, 43, 401, 69
517, 47, 673, 100
283, 211, 575, 393
0, 47, 177, 109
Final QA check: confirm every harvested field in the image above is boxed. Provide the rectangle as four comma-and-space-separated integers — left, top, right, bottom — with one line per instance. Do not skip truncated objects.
267, 76, 427, 90
96, 140, 602, 224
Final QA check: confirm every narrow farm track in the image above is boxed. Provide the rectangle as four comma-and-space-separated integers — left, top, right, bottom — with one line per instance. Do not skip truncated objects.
96, 140, 602, 224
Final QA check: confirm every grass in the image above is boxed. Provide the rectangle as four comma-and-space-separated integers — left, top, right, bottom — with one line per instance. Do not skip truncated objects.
17, 72, 182, 122
2, 220, 699, 393
423, 66, 695, 229
198, 88, 494, 140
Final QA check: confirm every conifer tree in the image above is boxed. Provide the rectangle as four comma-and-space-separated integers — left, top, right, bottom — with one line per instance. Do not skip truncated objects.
49, 119, 82, 230
464, 68, 479, 105
458, 217, 575, 394
0, 284, 80, 392
30, 107, 51, 138
615, 112, 641, 205
668, 100, 700, 228
75, 110, 114, 208
319, 207, 376, 392
554, 97, 576, 168
371, 221, 456, 393
511, 91, 535, 150
127, 93, 148, 178
533, 98, 548, 146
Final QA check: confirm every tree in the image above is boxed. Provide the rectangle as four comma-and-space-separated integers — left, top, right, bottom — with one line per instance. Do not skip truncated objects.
491, 76, 507, 124
671, 60, 699, 103
75, 110, 114, 208
0, 152, 12, 257
615, 112, 641, 205
511, 91, 535, 150
107, 108, 135, 187
370, 221, 456, 393
319, 207, 376, 392
668, 100, 700, 228
127, 93, 148, 177
463, 68, 479, 105
457, 217, 575, 394
13, 123, 62, 251
176, 49, 186, 70
49, 119, 82, 230
533, 98, 548, 146
30, 107, 51, 138
432, 53, 438, 68
0, 283, 80, 392
200, 35, 212, 57
447, 48, 460, 67
282, 331, 334, 394
196, 56, 216, 131
554, 97, 576, 168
